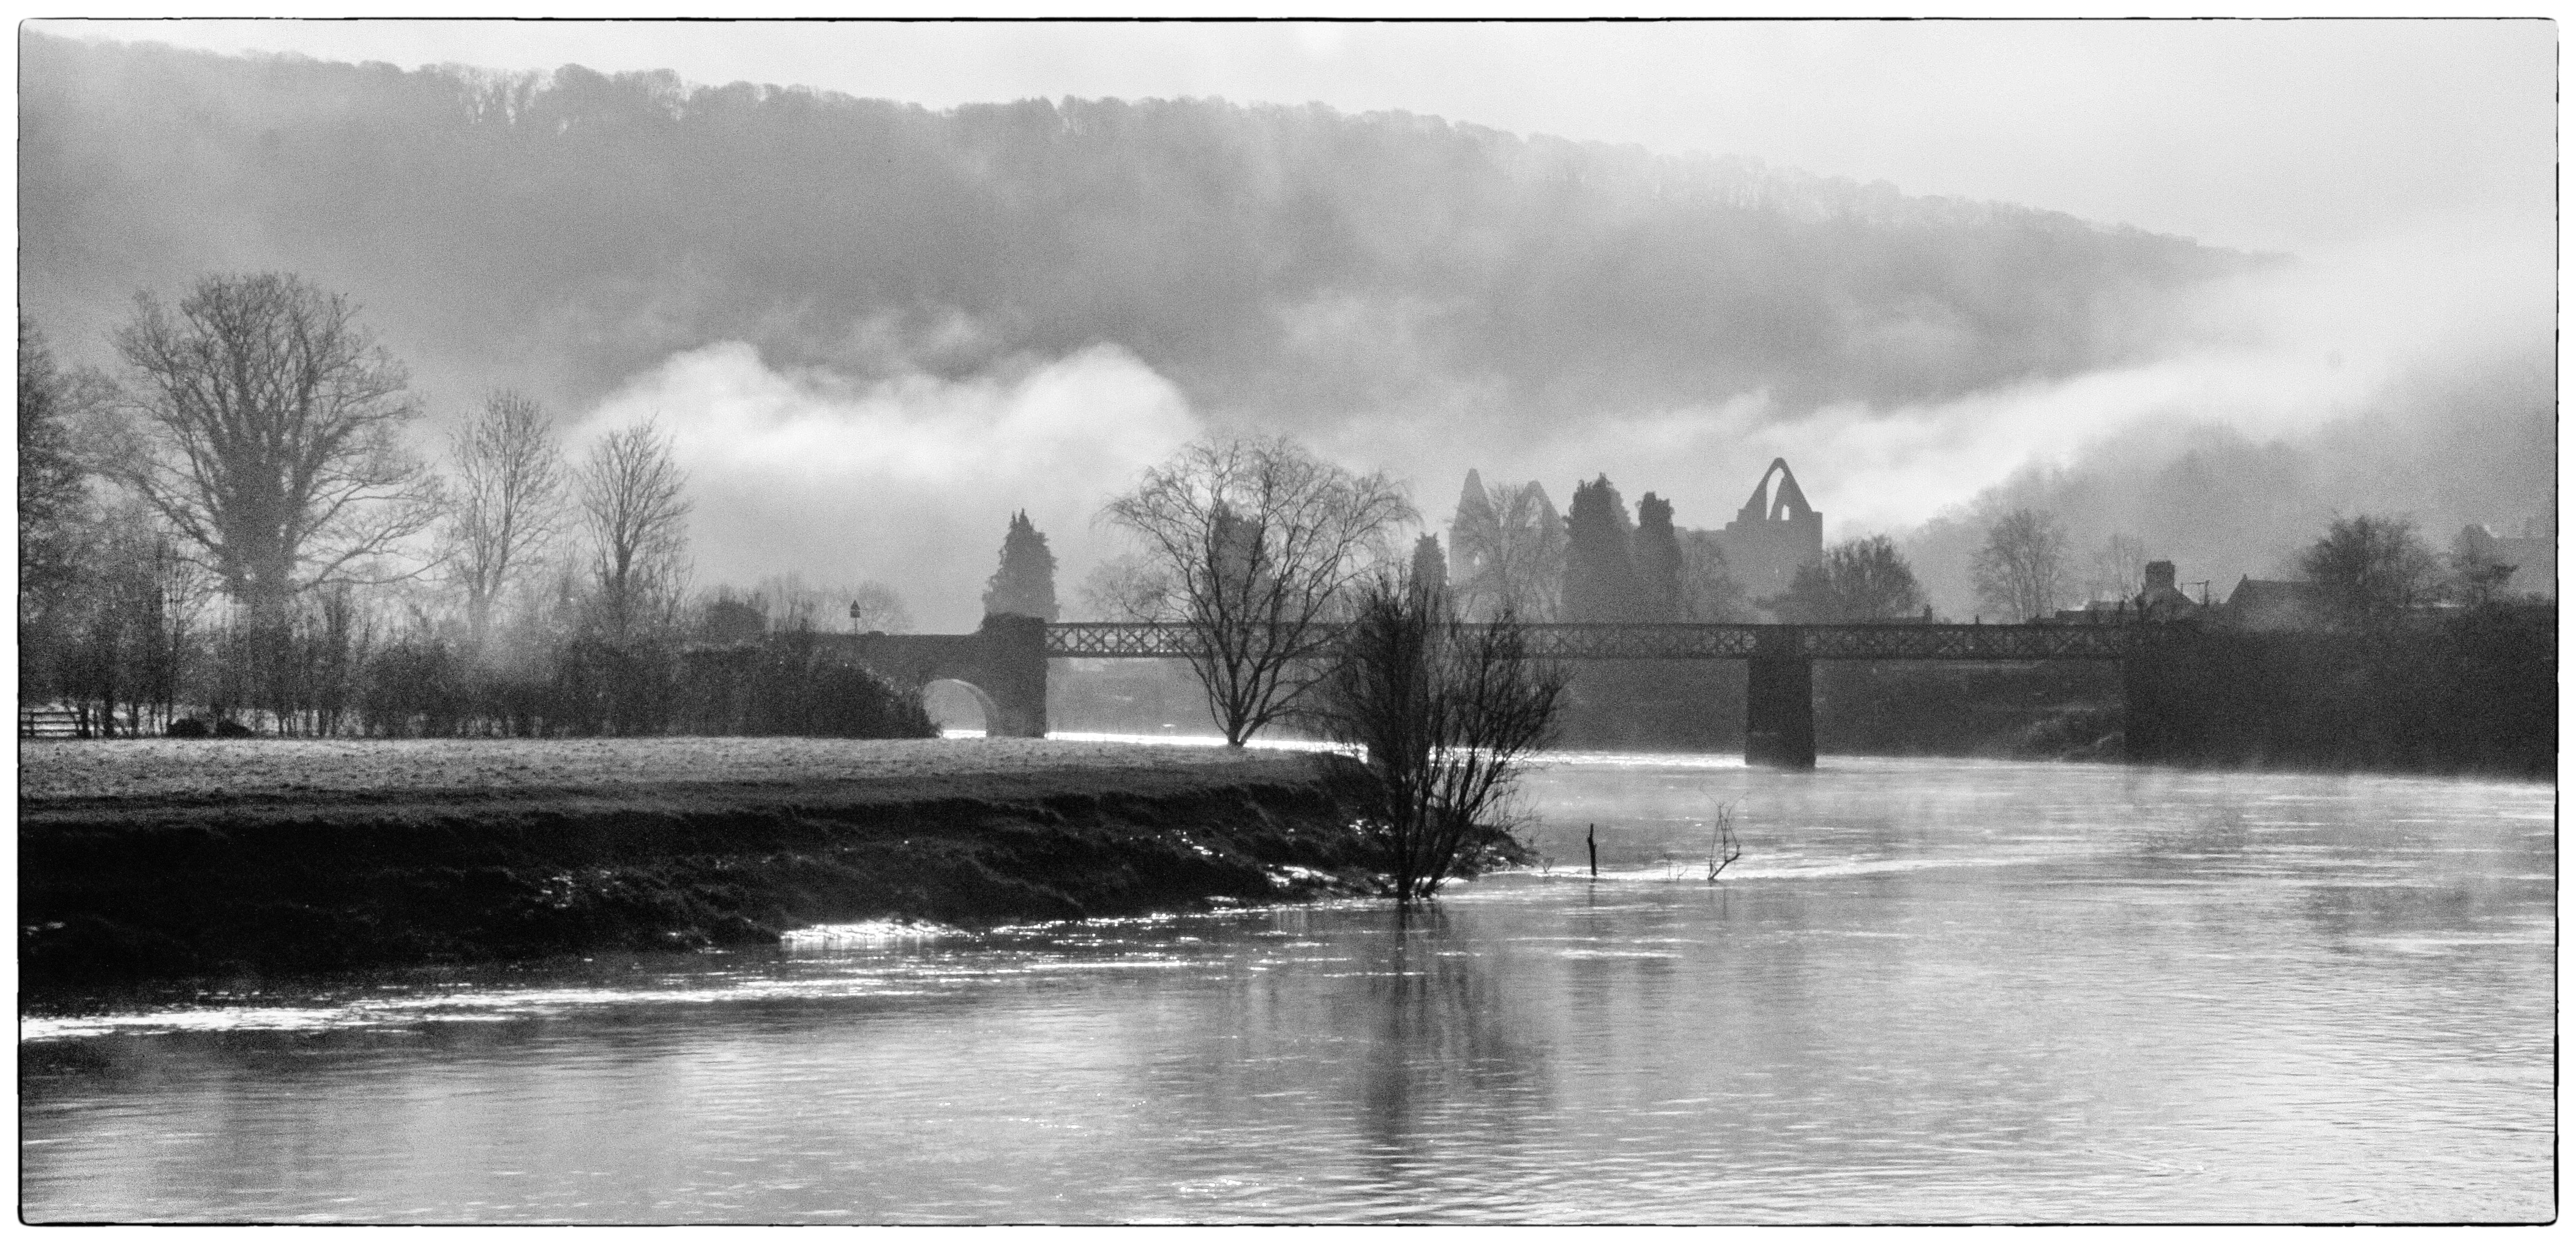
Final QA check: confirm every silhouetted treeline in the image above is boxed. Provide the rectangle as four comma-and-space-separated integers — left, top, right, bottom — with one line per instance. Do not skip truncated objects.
37, 619, 935, 741
356, 632, 937, 740
1901, 409, 2559, 620
2127, 604, 2555, 778
22, 32, 2253, 430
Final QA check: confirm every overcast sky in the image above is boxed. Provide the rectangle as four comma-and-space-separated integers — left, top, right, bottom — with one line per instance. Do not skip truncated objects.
45, 17, 2554, 257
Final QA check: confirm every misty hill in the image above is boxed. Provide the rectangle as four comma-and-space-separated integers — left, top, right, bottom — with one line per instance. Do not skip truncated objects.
31, 33, 2542, 628
21, 32, 2255, 437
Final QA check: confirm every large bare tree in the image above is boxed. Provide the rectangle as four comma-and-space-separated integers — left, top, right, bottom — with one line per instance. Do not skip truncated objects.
1103, 435, 1414, 745
577, 420, 692, 640
444, 391, 566, 646
113, 272, 435, 624
1971, 508, 2069, 621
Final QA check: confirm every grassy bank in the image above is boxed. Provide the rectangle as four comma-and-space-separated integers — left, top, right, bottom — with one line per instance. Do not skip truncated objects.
18, 739, 1372, 994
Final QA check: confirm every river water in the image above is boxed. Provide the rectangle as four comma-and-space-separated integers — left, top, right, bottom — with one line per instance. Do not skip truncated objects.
20, 751, 2555, 1224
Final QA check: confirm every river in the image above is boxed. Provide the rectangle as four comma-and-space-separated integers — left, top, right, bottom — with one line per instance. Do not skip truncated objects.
19, 751, 2555, 1224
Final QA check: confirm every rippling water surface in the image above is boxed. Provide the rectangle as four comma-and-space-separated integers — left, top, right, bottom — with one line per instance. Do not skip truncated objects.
20, 754, 2555, 1223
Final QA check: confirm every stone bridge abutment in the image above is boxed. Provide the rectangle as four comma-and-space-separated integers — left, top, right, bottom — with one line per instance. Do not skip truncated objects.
834, 614, 1049, 738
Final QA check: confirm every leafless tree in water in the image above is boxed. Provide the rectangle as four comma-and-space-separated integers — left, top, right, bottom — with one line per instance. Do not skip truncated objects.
1311, 574, 1565, 906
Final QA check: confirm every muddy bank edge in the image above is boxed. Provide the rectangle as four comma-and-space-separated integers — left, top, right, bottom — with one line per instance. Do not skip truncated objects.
20, 758, 1374, 992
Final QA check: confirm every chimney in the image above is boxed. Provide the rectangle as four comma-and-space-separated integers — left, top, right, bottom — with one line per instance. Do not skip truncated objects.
2143, 561, 2177, 594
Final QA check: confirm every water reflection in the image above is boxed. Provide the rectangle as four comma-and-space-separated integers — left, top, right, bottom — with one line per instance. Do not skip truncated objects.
20, 757, 2554, 1224
1341, 912, 1551, 1220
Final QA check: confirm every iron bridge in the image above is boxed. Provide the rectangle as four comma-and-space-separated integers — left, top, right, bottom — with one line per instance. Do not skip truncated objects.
1042, 621, 2148, 662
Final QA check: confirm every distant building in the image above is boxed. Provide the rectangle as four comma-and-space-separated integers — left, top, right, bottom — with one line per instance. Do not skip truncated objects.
2133, 561, 2202, 620
1705, 458, 1823, 602
2456, 523, 2556, 600
2048, 560, 2202, 624
2222, 575, 2324, 631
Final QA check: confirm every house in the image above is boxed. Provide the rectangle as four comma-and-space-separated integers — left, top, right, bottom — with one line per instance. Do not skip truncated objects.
2455, 523, 2556, 600
2132, 560, 2202, 621
2048, 560, 2203, 624
2222, 575, 2324, 631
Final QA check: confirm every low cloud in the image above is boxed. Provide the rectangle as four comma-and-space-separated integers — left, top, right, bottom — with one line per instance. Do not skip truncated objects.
1359, 210, 2548, 621
571, 342, 1200, 631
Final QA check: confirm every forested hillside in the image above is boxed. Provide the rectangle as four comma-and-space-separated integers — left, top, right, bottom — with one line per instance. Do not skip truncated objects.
21, 32, 2251, 437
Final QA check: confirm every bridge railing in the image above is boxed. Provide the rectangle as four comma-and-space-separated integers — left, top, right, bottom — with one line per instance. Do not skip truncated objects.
1042, 621, 2150, 661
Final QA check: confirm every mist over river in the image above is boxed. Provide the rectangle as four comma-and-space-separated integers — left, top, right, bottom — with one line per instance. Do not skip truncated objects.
21, 751, 2553, 1224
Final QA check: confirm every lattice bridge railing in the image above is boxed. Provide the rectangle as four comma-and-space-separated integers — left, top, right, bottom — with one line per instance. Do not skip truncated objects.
1043, 621, 2147, 661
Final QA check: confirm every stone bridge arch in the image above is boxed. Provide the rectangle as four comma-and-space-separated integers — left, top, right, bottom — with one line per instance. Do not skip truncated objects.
921, 678, 1002, 733
833, 614, 1048, 738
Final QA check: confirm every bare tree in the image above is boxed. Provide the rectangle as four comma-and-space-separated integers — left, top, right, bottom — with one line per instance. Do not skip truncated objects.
444, 391, 566, 648
19, 317, 99, 612
1677, 531, 1751, 621
2078, 532, 2148, 605
2300, 514, 2441, 629
122, 516, 212, 734
577, 420, 692, 640
61, 502, 200, 735
298, 582, 372, 737
112, 273, 436, 627
1450, 476, 1565, 621
1310, 574, 1565, 906
1103, 435, 1415, 745
844, 580, 914, 634
1773, 535, 1925, 622
1076, 553, 1173, 623
1971, 508, 2069, 621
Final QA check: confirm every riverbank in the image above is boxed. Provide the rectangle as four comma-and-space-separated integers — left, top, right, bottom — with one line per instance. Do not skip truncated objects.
19, 739, 1373, 994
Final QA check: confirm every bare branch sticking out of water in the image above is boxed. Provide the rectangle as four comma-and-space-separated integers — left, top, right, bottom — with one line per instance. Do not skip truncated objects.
1707, 797, 1743, 882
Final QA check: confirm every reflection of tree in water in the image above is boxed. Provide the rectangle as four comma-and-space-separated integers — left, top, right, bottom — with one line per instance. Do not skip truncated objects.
1337, 908, 1556, 1218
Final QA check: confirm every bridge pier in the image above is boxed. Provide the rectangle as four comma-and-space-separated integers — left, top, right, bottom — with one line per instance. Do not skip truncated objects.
1744, 629, 1815, 770
972, 614, 1050, 737
2119, 629, 2188, 765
